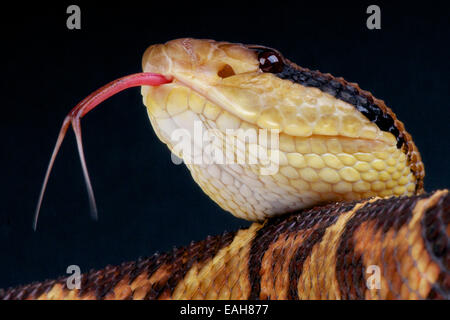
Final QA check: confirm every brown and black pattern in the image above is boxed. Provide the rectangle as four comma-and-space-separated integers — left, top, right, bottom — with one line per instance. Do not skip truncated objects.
0, 231, 236, 300
1, 191, 448, 300
247, 200, 357, 299
423, 194, 450, 299
249, 45, 424, 192
335, 194, 428, 299
279, 60, 425, 193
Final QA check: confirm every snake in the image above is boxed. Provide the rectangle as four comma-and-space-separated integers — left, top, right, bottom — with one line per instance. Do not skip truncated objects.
1, 38, 448, 300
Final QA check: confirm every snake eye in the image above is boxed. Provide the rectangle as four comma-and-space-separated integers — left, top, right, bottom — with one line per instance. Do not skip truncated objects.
258, 50, 284, 73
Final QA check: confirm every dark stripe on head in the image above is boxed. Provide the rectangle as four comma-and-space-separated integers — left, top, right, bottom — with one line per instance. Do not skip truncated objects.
249, 45, 405, 149
249, 45, 425, 193
276, 64, 405, 149
248, 200, 357, 300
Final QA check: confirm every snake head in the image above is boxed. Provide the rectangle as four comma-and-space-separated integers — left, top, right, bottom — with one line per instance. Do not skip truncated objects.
141, 38, 424, 221
34, 38, 426, 228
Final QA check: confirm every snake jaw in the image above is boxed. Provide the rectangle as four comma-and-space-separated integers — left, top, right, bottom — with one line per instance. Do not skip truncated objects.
140, 39, 424, 221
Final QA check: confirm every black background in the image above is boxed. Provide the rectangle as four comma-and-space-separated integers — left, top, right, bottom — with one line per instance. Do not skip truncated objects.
1, 1, 449, 289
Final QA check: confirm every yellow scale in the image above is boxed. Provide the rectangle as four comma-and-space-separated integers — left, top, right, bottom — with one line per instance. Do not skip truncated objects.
141, 39, 419, 221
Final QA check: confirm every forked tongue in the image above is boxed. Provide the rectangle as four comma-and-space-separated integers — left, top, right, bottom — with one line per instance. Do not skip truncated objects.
33, 72, 173, 230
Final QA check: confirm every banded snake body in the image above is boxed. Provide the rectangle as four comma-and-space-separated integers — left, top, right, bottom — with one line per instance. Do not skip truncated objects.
1, 39, 448, 300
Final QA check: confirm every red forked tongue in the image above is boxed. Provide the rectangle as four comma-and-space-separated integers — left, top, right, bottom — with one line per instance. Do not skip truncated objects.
33, 72, 173, 230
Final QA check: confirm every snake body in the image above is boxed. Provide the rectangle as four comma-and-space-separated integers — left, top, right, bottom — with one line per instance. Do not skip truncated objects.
1, 190, 448, 299
2, 39, 447, 299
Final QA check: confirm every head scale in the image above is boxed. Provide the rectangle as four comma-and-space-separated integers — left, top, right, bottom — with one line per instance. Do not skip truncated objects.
141, 38, 424, 221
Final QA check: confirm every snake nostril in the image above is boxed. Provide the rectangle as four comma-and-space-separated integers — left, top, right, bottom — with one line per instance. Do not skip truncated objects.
218, 64, 236, 78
